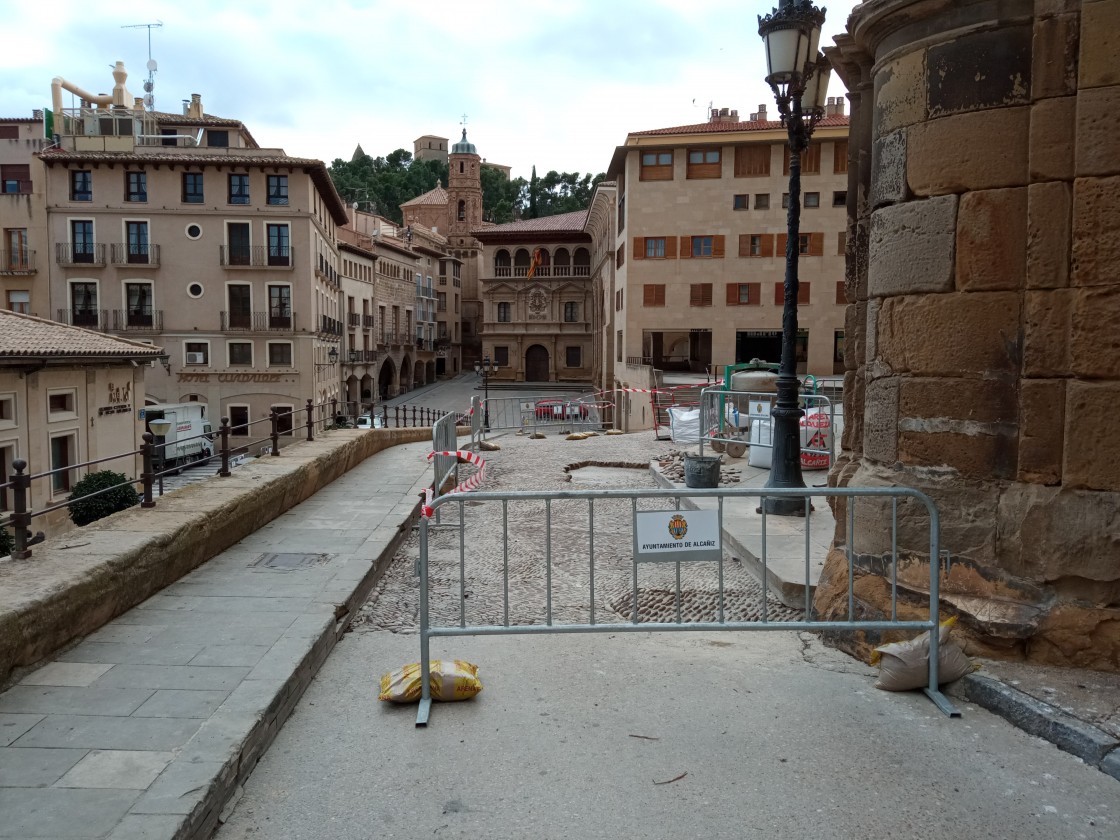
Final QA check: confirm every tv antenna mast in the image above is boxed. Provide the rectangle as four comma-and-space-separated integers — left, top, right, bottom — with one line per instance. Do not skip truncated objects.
122, 21, 163, 110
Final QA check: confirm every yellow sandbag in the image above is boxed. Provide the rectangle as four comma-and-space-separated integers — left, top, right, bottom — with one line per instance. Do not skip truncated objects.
378, 660, 483, 703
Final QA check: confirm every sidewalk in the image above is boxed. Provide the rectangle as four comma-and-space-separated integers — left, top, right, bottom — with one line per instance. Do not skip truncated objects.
0, 439, 435, 840
0, 432, 1115, 840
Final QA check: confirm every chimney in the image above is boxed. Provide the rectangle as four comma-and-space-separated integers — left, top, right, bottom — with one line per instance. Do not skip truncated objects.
834, 96, 846, 117
188, 93, 203, 119
730, 110, 739, 122
182, 99, 190, 115
720, 107, 729, 118
133, 97, 144, 110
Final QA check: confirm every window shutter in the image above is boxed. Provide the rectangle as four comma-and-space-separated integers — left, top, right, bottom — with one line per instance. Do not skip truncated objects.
738, 234, 751, 257
662, 237, 675, 258
774, 283, 784, 306
775, 233, 787, 256
833, 140, 849, 174
726, 283, 739, 305
712, 235, 725, 257
761, 235, 774, 258
679, 236, 691, 259
809, 232, 824, 256
656, 285, 666, 306
836, 281, 846, 305
748, 282, 761, 305
798, 282, 811, 304
633, 237, 645, 260
690, 284, 702, 306
644, 285, 656, 306
702, 283, 712, 306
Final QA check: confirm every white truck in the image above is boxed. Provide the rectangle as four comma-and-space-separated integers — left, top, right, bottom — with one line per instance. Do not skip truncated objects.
144, 403, 214, 469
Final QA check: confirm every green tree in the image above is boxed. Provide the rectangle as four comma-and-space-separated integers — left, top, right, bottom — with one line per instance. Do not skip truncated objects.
527, 165, 539, 219
328, 150, 448, 225
480, 166, 527, 224
67, 470, 140, 527
534, 170, 606, 217
0, 526, 12, 558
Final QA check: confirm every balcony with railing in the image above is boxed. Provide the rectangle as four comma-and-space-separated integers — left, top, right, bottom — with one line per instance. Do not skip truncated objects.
220, 311, 298, 331
57, 308, 108, 330
315, 255, 339, 286
347, 312, 361, 327
0, 250, 35, 274
362, 314, 376, 329
56, 243, 106, 266
111, 309, 164, 332
320, 315, 343, 336
219, 245, 293, 268
493, 264, 591, 278
416, 338, 435, 352
346, 349, 378, 364
110, 243, 161, 267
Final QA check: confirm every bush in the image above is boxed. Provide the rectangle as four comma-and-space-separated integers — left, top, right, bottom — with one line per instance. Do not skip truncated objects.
67, 470, 140, 526
0, 526, 12, 558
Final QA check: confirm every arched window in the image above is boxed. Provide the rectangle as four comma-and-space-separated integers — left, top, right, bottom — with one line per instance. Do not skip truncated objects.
498, 302, 511, 322
514, 248, 531, 276
457, 200, 465, 221
574, 247, 591, 276
459, 161, 464, 174
564, 302, 578, 322
494, 249, 512, 276
554, 248, 571, 276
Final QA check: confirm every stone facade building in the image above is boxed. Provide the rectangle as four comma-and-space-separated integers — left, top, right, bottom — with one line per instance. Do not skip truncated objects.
822, 0, 1119, 670
1, 116, 48, 320
473, 210, 595, 383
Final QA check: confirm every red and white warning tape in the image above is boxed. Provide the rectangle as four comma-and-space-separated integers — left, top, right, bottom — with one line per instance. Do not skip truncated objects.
422, 449, 487, 518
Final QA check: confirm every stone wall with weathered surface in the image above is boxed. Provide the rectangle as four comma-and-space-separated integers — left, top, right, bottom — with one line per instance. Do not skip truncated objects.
823, 0, 1119, 670
0, 428, 430, 686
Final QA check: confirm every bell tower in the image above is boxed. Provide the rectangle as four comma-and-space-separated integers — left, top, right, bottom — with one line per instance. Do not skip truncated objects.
447, 127, 483, 243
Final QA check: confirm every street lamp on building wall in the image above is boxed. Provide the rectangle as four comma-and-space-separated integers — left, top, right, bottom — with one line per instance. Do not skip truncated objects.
474, 356, 496, 431
757, 0, 831, 516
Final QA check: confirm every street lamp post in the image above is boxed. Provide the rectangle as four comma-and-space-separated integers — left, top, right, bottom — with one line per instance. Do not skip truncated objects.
474, 356, 495, 431
148, 417, 172, 497
758, 0, 831, 516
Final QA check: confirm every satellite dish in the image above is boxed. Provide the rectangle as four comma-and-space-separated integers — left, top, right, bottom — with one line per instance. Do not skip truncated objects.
143, 95, 154, 108
143, 81, 153, 92
147, 59, 158, 71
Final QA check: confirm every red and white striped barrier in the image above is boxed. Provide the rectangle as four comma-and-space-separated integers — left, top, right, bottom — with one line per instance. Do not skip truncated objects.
422, 449, 487, 518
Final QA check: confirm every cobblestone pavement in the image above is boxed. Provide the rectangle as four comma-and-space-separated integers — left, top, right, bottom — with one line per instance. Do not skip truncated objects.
355, 431, 803, 635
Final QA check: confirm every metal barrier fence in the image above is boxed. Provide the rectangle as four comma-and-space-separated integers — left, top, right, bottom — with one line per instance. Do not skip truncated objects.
416, 486, 957, 725
697, 388, 837, 467
478, 395, 604, 434
430, 409, 461, 516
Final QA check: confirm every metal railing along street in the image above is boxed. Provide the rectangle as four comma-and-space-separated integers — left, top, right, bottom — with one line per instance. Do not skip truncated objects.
475, 395, 604, 434
415, 485, 958, 725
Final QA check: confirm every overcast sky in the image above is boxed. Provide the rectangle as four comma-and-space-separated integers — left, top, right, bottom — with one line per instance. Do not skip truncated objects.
2, 0, 861, 180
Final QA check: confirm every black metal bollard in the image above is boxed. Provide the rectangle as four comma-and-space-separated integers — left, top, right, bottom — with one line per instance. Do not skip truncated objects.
219, 417, 232, 477
140, 432, 156, 508
270, 410, 280, 456
411, 406, 417, 427
9, 459, 31, 560
382, 405, 389, 428
305, 398, 314, 442
330, 398, 337, 426
394, 406, 401, 427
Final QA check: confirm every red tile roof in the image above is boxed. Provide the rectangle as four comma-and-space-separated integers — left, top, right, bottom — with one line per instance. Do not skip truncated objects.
473, 209, 590, 237
401, 185, 449, 207
630, 115, 850, 136
0, 311, 164, 360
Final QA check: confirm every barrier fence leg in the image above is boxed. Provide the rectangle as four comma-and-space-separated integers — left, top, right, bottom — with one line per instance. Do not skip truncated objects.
306, 398, 314, 442
271, 410, 280, 455
9, 459, 32, 560
417, 515, 432, 727
219, 418, 232, 477
140, 433, 156, 507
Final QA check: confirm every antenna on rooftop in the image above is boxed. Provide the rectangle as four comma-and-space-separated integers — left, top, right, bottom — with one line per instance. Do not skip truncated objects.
122, 21, 163, 110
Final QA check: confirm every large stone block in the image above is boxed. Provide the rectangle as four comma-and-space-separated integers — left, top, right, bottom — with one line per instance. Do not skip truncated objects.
1079, 0, 1120, 88
865, 298, 880, 366
900, 377, 1018, 424
872, 48, 927, 137
878, 292, 1021, 376
868, 195, 958, 297
898, 427, 1018, 480
1033, 605, 1120, 669
1071, 175, 1120, 284
863, 376, 898, 464
1029, 96, 1076, 182
844, 300, 865, 371
1017, 379, 1066, 484
1064, 381, 1120, 491
956, 188, 1028, 291
870, 129, 909, 209
1074, 86, 1120, 176
998, 483, 1120, 583
843, 369, 865, 456
928, 25, 1033, 115
1069, 285, 1120, 378
1033, 12, 1080, 99
1026, 180, 1072, 288
1023, 288, 1074, 376
909, 108, 1030, 195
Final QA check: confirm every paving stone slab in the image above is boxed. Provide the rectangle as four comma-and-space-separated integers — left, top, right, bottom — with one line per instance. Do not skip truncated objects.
105, 814, 186, 840
0, 687, 154, 716
18, 663, 115, 688
92, 665, 250, 692
56, 749, 174, 790
131, 690, 230, 720
0, 747, 87, 787
147, 626, 289, 649
12, 715, 202, 751
53, 643, 205, 667
186, 645, 272, 668
113, 610, 298, 629
0, 788, 139, 838
135, 595, 314, 614
0, 713, 45, 746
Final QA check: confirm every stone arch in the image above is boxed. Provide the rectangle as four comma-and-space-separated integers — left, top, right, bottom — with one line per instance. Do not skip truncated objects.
495, 248, 512, 275
574, 247, 591, 275
399, 356, 413, 393
378, 357, 396, 402
525, 344, 550, 382
426, 361, 436, 383
554, 247, 571, 275
514, 248, 531, 275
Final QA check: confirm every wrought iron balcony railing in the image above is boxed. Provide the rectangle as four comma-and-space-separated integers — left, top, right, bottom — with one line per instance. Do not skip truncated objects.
219, 245, 294, 268
110, 243, 161, 266
111, 309, 164, 332
220, 311, 297, 331
56, 243, 106, 266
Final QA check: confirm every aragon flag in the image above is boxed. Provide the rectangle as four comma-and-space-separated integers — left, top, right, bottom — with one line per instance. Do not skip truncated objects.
526, 248, 542, 280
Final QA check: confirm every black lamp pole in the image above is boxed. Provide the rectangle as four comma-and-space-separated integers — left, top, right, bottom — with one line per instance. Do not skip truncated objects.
476, 357, 492, 431
758, 0, 829, 515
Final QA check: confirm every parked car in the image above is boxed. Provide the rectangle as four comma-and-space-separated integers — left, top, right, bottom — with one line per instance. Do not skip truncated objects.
355, 415, 373, 429
534, 398, 589, 420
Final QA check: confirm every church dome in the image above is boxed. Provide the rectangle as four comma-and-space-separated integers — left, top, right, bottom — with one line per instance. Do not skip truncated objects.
451, 128, 477, 155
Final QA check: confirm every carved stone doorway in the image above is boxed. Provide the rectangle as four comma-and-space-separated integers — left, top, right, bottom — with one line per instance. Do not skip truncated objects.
525, 344, 550, 382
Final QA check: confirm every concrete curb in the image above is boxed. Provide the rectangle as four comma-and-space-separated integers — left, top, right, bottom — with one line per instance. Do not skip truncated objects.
953, 673, 1120, 781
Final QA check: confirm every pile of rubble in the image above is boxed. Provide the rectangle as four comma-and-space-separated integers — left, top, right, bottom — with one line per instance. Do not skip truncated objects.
655, 450, 742, 485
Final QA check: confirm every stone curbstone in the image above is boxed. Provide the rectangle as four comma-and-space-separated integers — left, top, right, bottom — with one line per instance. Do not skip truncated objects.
958, 673, 1120, 770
